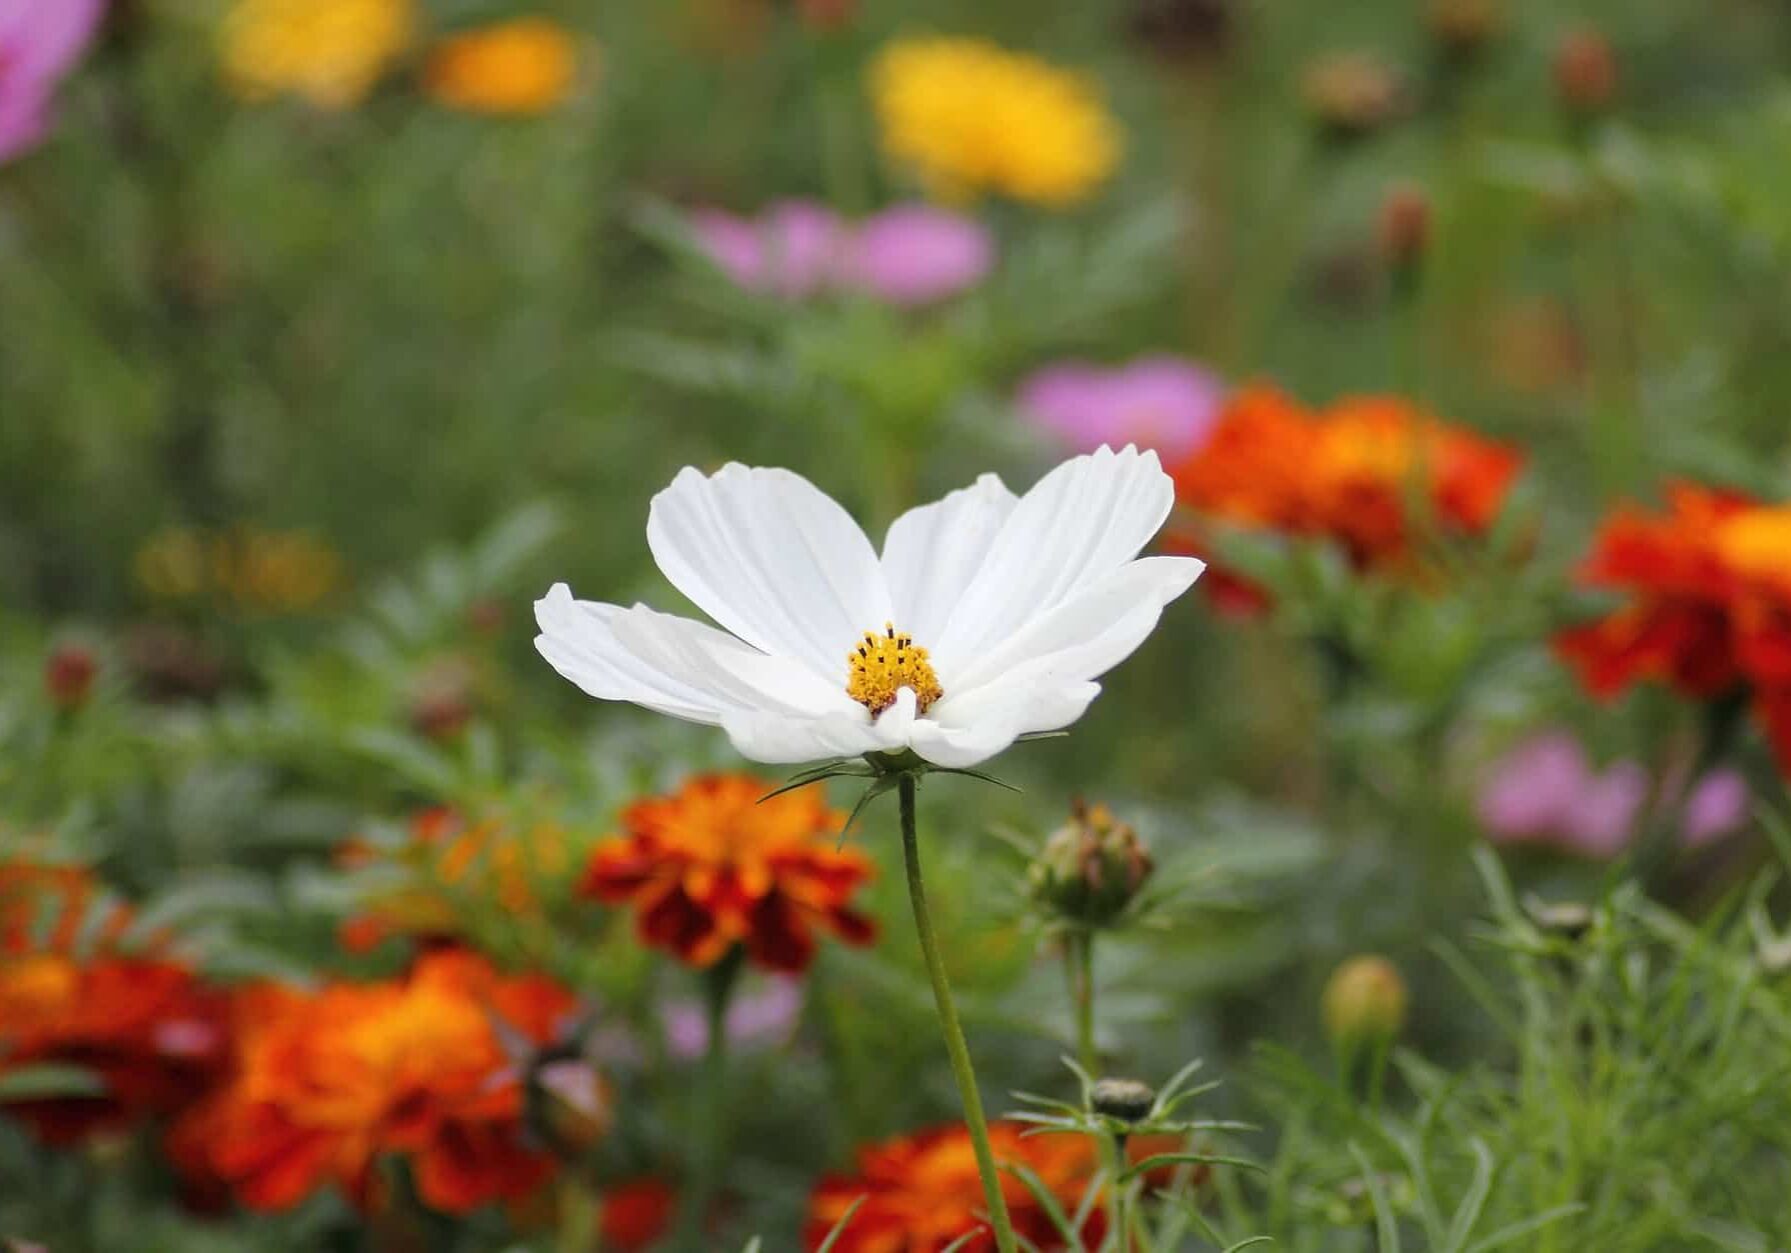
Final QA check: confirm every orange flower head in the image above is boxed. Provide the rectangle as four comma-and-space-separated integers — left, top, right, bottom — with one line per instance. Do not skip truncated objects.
424, 18, 582, 116
805, 1122, 1189, 1251
1556, 484, 1791, 775
168, 950, 577, 1214
1169, 385, 1523, 601
582, 774, 876, 974
336, 807, 573, 952
806, 1121, 1096, 1252
0, 862, 228, 1144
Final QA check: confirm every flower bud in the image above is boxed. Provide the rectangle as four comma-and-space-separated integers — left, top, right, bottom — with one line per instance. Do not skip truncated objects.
1425, 0, 1502, 62
1377, 182, 1431, 274
1028, 800, 1154, 927
526, 1054, 612, 1159
1553, 26, 1617, 117
1301, 52, 1405, 140
1089, 1077, 1156, 1123
44, 643, 98, 711
797, 0, 854, 31
1322, 955, 1407, 1048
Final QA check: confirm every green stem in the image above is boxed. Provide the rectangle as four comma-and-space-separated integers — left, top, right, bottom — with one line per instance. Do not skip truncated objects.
1106, 1131, 1131, 1253
671, 949, 741, 1250
899, 774, 1018, 1253
1067, 929, 1098, 1077
556, 1176, 598, 1253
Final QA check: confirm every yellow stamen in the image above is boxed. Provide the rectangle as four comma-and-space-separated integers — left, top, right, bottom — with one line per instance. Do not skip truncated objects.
845, 622, 943, 716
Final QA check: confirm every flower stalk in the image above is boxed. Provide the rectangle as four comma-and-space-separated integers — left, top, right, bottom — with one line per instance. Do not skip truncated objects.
898, 772, 1018, 1253
1067, 929, 1098, 1076
671, 947, 743, 1250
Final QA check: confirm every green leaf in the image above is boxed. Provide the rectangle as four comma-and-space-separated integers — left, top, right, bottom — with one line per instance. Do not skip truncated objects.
0, 1062, 106, 1103
813, 1196, 865, 1253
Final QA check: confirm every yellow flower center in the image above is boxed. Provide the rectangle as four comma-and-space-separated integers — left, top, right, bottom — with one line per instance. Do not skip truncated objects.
1717, 507, 1791, 582
846, 623, 943, 716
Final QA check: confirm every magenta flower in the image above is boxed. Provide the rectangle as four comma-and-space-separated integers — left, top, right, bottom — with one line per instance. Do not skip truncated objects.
842, 204, 993, 306
690, 201, 847, 299
690, 200, 993, 306
0, 0, 105, 165
1477, 730, 1750, 858
1016, 356, 1226, 461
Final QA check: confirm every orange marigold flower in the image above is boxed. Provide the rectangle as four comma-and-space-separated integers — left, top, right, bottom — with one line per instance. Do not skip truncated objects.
1170, 384, 1523, 589
806, 1121, 1092, 1252
805, 1122, 1185, 1251
423, 18, 582, 116
0, 863, 228, 1144
168, 950, 577, 1214
336, 807, 573, 952
582, 774, 876, 974
1556, 484, 1791, 773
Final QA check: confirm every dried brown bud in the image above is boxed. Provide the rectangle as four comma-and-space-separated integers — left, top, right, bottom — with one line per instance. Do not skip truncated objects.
1377, 182, 1432, 273
465, 598, 506, 638
44, 643, 98, 711
1301, 52, 1406, 139
529, 1056, 613, 1158
796, 0, 854, 31
1553, 26, 1617, 116
1127, 0, 1235, 63
1090, 1077, 1156, 1123
1322, 955, 1408, 1047
1028, 800, 1155, 927
408, 656, 478, 741
1425, 0, 1503, 61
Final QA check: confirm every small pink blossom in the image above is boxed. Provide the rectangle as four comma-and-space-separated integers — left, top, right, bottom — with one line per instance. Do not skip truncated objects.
662, 977, 803, 1060
1477, 729, 1751, 858
0, 0, 106, 165
690, 199, 992, 305
1016, 356, 1226, 461
842, 204, 993, 306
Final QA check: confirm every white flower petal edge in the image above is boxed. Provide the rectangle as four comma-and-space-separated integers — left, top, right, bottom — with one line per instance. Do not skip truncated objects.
534, 445, 1205, 768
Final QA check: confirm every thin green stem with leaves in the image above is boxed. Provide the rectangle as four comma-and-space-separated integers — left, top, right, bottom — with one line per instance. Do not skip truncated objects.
672, 948, 742, 1250
898, 773, 1018, 1253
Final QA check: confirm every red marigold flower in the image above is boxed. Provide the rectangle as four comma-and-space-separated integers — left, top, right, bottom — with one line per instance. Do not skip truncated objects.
581, 774, 876, 974
0, 863, 228, 1145
1168, 384, 1524, 607
168, 950, 578, 1215
804, 1121, 1186, 1252
1556, 484, 1791, 773
600, 1177, 676, 1251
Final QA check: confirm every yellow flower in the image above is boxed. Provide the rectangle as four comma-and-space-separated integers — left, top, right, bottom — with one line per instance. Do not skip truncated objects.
869, 36, 1120, 207
221, 0, 415, 110
423, 18, 582, 115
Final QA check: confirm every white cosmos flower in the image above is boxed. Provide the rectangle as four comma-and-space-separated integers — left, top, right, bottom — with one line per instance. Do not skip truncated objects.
534, 444, 1205, 769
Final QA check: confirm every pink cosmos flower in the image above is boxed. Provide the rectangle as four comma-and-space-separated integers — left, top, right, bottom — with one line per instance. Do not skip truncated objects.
1477, 730, 1750, 857
0, 0, 105, 165
1017, 356, 1226, 461
689, 200, 992, 306
690, 201, 848, 299
842, 204, 993, 306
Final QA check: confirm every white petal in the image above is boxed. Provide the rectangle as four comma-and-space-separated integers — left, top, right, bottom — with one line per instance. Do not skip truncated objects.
880, 473, 1017, 645
909, 683, 1101, 768
647, 464, 892, 678
533, 584, 729, 724
936, 555, 1204, 701
609, 603, 865, 720
720, 708, 883, 764
930, 446, 1177, 674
